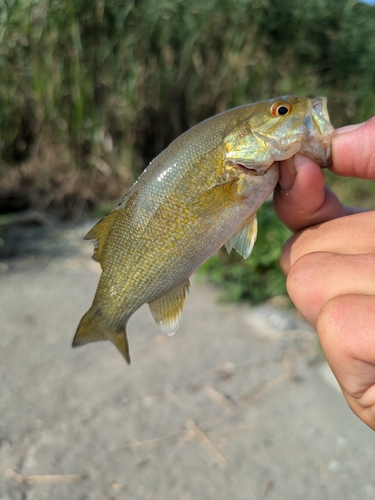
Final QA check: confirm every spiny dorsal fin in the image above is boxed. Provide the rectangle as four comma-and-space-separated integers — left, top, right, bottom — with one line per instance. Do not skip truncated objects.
148, 280, 190, 336
225, 213, 258, 259
84, 209, 120, 265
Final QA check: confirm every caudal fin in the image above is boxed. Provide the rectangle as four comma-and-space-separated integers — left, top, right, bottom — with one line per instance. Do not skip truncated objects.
73, 308, 131, 364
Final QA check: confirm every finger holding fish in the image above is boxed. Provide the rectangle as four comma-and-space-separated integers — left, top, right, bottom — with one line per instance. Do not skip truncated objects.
274, 154, 346, 233
274, 117, 375, 233
274, 116, 375, 431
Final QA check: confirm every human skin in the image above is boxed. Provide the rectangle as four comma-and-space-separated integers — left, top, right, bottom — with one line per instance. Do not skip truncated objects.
273, 117, 375, 430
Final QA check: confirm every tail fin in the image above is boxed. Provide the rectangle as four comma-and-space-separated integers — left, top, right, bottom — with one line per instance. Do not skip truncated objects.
73, 308, 131, 364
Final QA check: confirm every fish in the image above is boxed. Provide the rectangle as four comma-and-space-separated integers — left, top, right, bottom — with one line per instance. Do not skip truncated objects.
73, 96, 333, 364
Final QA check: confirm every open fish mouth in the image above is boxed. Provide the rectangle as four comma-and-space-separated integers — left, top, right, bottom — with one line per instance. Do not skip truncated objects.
311, 97, 334, 136
299, 97, 334, 168
311, 97, 325, 115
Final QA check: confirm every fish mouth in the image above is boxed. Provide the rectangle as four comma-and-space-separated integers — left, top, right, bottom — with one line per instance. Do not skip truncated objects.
311, 97, 324, 116
311, 97, 334, 137
300, 97, 334, 168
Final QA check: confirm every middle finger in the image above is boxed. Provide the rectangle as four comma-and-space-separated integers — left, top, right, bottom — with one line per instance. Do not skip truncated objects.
286, 252, 375, 326
281, 211, 375, 274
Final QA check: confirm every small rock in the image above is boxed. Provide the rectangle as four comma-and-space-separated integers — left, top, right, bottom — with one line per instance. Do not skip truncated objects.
217, 361, 236, 380
328, 460, 341, 472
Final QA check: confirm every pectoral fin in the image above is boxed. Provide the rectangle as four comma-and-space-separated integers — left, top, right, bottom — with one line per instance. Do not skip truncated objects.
225, 213, 258, 259
190, 180, 238, 218
148, 280, 190, 336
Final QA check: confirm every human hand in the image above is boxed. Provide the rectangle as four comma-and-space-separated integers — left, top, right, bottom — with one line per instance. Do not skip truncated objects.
273, 117, 375, 430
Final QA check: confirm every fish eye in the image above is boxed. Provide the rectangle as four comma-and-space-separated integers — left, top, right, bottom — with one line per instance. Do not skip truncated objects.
270, 102, 292, 117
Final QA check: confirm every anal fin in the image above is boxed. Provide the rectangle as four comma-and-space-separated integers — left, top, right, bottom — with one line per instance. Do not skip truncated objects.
148, 280, 190, 336
225, 213, 258, 259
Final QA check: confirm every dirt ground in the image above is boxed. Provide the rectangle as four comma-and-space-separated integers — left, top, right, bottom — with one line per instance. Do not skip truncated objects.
0, 222, 374, 500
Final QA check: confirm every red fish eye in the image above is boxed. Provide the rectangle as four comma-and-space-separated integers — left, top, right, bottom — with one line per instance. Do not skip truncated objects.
270, 102, 292, 117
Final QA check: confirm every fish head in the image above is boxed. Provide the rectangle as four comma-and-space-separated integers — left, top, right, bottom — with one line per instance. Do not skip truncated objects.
224, 96, 334, 172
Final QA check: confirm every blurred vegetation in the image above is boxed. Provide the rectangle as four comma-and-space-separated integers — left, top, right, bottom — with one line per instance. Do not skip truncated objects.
198, 201, 292, 303
1, 0, 375, 300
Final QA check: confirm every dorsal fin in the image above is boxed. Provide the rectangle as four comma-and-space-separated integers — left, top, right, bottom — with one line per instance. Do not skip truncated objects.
84, 209, 120, 265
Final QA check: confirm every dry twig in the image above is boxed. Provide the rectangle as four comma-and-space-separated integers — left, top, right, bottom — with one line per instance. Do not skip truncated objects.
8, 469, 82, 485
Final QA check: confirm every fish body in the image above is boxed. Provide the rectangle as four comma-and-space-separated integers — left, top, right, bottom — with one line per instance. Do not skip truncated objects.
74, 96, 333, 363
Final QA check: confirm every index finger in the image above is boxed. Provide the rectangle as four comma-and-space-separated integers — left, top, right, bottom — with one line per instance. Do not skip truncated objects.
273, 116, 375, 232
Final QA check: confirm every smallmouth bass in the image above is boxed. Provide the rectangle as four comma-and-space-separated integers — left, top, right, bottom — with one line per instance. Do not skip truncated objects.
74, 96, 333, 363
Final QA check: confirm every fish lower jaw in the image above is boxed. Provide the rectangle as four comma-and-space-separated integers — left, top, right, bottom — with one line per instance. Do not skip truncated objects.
299, 140, 332, 168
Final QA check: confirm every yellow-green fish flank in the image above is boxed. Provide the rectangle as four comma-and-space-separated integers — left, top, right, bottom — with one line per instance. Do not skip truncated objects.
73, 96, 333, 364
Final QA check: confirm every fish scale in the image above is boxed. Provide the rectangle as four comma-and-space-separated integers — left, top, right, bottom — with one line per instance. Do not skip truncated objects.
73, 96, 333, 365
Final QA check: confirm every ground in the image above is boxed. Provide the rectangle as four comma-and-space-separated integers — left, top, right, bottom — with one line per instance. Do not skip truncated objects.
0, 221, 374, 500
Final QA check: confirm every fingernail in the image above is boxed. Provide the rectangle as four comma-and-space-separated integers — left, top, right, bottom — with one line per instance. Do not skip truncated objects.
278, 157, 296, 191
